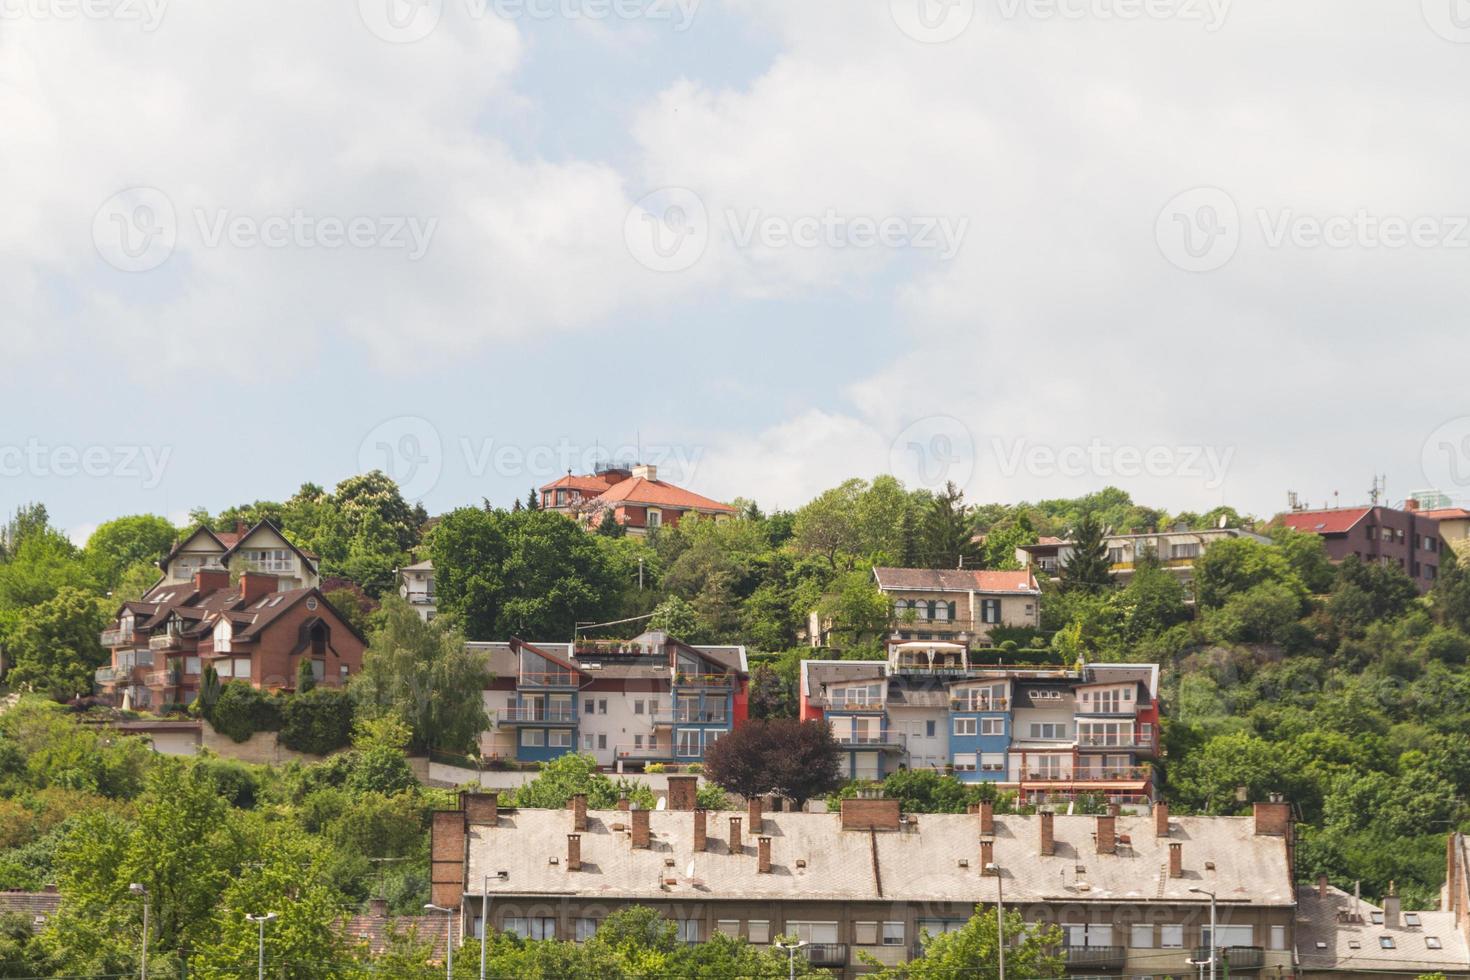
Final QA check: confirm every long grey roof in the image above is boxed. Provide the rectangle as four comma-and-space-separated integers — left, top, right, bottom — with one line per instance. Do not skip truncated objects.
1295, 884, 1468, 975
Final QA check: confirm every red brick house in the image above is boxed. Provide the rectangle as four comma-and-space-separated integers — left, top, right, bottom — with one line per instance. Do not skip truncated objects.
539, 463, 735, 535
96, 568, 366, 710
1274, 503, 1444, 592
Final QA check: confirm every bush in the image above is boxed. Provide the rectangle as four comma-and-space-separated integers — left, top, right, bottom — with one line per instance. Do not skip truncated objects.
279, 689, 355, 756
206, 682, 283, 743
192, 756, 260, 808
645, 763, 668, 774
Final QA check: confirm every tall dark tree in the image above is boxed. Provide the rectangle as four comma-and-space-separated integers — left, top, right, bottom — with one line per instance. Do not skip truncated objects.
526, 487, 541, 511
899, 509, 920, 566
921, 481, 978, 570
704, 718, 842, 807
1060, 512, 1112, 593
596, 508, 626, 538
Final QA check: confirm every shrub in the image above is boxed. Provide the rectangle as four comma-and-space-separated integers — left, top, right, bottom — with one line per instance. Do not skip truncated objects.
207, 682, 283, 743
192, 756, 260, 809
279, 689, 354, 756
645, 763, 668, 774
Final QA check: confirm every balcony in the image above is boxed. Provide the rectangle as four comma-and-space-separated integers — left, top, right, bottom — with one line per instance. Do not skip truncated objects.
100, 627, 139, 647
95, 666, 117, 685
1194, 946, 1264, 972
655, 709, 729, 725
1077, 733, 1145, 748
803, 944, 849, 968
517, 670, 578, 688
832, 733, 905, 751
405, 592, 436, 605
674, 672, 737, 689
1025, 766, 1150, 783
950, 697, 1009, 712
614, 743, 674, 762
1065, 945, 1127, 970
149, 633, 184, 652
499, 707, 578, 725
144, 669, 182, 688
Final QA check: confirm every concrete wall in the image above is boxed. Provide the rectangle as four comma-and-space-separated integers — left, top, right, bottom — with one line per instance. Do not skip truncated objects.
426, 762, 707, 798
199, 721, 337, 765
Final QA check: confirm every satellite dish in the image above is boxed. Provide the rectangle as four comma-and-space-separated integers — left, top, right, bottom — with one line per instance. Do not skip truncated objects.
656, 797, 667, 811
686, 860, 696, 879
1219, 514, 1229, 529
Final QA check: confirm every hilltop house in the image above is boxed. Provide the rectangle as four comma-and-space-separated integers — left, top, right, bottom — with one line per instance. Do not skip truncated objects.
539, 464, 735, 535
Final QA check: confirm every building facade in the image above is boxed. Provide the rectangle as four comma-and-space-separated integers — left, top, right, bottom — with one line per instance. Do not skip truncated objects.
468, 632, 748, 768
872, 567, 1042, 647
430, 792, 1298, 979
539, 464, 736, 535
1275, 505, 1444, 592
1018, 527, 1271, 585
398, 559, 437, 621
800, 647, 1159, 802
155, 520, 320, 592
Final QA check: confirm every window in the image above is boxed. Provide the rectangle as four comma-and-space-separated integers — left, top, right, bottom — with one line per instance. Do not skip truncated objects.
926, 720, 936, 737
980, 753, 1006, 772
520, 729, 545, 748
504, 917, 556, 940
981, 717, 1004, 736
549, 730, 572, 748
184, 656, 201, 675
1371, 912, 1384, 925
598, 699, 608, 714
1203, 926, 1253, 948
787, 922, 839, 944
1108, 547, 1126, 564
1404, 912, 1421, 927
1066, 925, 1114, 947
716, 920, 740, 938
981, 598, 1001, 624
1269, 925, 1287, 950
855, 922, 878, 945
634, 700, 645, 714
882, 922, 905, 946
1160, 925, 1184, 948
597, 734, 607, 750
952, 753, 977, 772
1379, 937, 1395, 950
634, 734, 643, 749
575, 918, 599, 942
1131, 924, 1154, 948
677, 729, 701, 756
646, 509, 662, 529
748, 920, 770, 944
584, 699, 596, 715
584, 734, 595, 749
954, 717, 977, 736
1030, 722, 1067, 739
1427, 937, 1443, 950
1170, 542, 1201, 560
675, 919, 699, 943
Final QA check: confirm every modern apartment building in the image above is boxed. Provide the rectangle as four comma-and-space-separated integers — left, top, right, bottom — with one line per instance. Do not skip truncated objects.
1017, 527, 1271, 585
800, 643, 1159, 802
871, 567, 1042, 647
96, 568, 366, 709
539, 464, 736, 535
1275, 504, 1444, 592
430, 791, 1299, 979
154, 520, 321, 592
398, 559, 437, 621
467, 632, 748, 767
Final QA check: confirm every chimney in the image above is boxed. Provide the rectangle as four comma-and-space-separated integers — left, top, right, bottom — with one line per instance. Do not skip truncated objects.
1407, 498, 1421, 512
1384, 882, 1401, 929
666, 775, 698, 811
729, 816, 743, 852
461, 791, 499, 826
630, 807, 650, 849
239, 570, 278, 605
235, 520, 247, 537
748, 796, 764, 835
194, 568, 230, 595
840, 798, 902, 832
369, 897, 388, 917
758, 836, 772, 874
570, 794, 587, 832
1155, 802, 1170, 838
632, 463, 658, 482
617, 797, 631, 812
981, 838, 995, 872
1317, 874, 1329, 899
1097, 813, 1116, 854
693, 809, 707, 852
1039, 810, 1055, 856
567, 834, 582, 872
1169, 842, 1183, 878
979, 800, 995, 836
1253, 799, 1292, 837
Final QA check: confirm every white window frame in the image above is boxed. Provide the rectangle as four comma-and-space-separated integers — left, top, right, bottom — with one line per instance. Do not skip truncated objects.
953, 717, 977, 736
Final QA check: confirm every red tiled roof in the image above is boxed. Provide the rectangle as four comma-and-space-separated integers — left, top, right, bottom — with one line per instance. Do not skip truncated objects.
593, 477, 735, 513
540, 473, 622, 494
872, 567, 1041, 594
0, 890, 60, 931
1419, 508, 1470, 521
1276, 508, 1373, 536
341, 911, 447, 957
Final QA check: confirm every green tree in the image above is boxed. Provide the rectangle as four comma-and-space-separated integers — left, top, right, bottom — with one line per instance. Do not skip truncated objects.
513, 753, 657, 810
1060, 512, 1112, 594
1193, 536, 1304, 609
868, 907, 1063, 980
5, 587, 109, 700
296, 654, 317, 692
648, 595, 699, 637
921, 481, 978, 570
597, 507, 626, 537
83, 515, 177, 591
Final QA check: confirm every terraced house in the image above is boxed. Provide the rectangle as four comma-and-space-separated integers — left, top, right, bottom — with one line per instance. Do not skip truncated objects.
468, 632, 748, 768
800, 644, 1159, 803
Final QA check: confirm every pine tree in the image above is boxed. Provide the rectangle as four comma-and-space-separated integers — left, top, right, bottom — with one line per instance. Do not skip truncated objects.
1061, 512, 1113, 593
921, 482, 978, 569
899, 509, 920, 566
526, 488, 541, 510
296, 656, 317, 693
596, 508, 625, 538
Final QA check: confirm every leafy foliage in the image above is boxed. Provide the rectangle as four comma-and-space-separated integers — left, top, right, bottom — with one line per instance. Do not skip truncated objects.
704, 718, 842, 806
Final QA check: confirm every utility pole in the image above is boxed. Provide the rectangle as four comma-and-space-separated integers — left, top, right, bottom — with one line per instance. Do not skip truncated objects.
128, 883, 148, 980
987, 862, 1005, 980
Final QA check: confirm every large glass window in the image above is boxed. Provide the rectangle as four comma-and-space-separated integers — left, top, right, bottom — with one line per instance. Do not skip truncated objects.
504, 917, 556, 940
520, 729, 545, 748
676, 729, 701, 756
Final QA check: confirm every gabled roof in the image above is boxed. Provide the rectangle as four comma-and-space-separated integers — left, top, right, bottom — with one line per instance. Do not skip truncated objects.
541, 472, 624, 494
873, 567, 1041, 595
219, 520, 319, 575
1419, 507, 1470, 522
1275, 507, 1374, 535
158, 526, 228, 570
592, 477, 736, 514
1295, 884, 1467, 974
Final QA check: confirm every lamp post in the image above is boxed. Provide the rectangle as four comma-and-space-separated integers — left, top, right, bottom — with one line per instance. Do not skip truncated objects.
128, 883, 149, 980
774, 939, 808, 980
479, 876, 489, 980
244, 913, 276, 980
425, 903, 455, 979
1190, 886, 1218, 980
986, 862, 1005, 980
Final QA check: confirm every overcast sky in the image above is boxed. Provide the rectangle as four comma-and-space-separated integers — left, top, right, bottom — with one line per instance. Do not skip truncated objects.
4, 0, 1470, 542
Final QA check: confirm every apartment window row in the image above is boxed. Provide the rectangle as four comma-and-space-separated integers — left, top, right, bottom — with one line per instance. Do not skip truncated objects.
953, 717, 1005, 737
952, 752, 1006, 773
895, 599, 958, 622
519, 729, 574, 749
1127, 923, 1286, 950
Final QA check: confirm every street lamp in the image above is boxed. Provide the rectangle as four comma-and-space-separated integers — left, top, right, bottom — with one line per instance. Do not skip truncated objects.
986, 862, 1005, 980
425, 903, 455, 979
1190, 887, 1218, 980
128, 884, 149, 980
244, 913, 277, 980
774, 938, 808, 980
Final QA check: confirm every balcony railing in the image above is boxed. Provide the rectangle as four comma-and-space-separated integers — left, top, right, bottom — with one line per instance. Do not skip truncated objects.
803, 944, 850, 968
100, 627, 139, 647
145, 670, 182, 688
517, 670, 579, 688
1077, 733, 1145, 747
832, 733, 904, 749
950, 698, 1009, 712
674, 673, 736, 689
149, 633, 184, 652
95, 666, 117, 685
655, 709, 729, 725
499, 707, 578, 725
1025, 766, 1151, 782
614, 743, 674, 761
1064, 946, 1127, 969
1194, 946, 1265, 972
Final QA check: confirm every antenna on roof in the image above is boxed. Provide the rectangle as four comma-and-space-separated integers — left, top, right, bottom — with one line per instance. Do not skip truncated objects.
1370, 475, 1385, 507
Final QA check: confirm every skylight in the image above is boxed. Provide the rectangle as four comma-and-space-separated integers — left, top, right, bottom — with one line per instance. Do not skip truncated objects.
1404, 913, 1421, 927
1380, 937, 1395, 950
1371, 912, 1384, 924
1427, 937, 1443, 950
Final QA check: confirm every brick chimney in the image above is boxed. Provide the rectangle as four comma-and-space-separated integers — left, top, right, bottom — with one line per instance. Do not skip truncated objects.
1097, 813, 1116, 855
840, 798, 901, 831
571, 793, 587, 832
239, 570, 278, 605
1039, 810, 1055, 856
757, 836, 772, 874
747, 796, 764, 835
617, 797, 631, 812
1317, 874, 1329, 898
693, 809, 707, 852
632, 463, 658, 481
1407, 498, 1421, 512
461, 792, 499, 826
630, 807, 650, 849
1155, 802, 1170, 838
979, 800, 995, 836
567, 834, 582, 872
1169, 841, 1183, 878
368, 897, 388, 917
981, 838, 995, 872
1253, 800, 1292, 837
1384, 882, 1401, 929
729, 816, 743, 852
666, 775, 698, 811
194, 568, 230, 595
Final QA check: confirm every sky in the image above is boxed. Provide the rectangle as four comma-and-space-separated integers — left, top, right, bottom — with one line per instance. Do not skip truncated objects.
3, 0, 1470, 545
